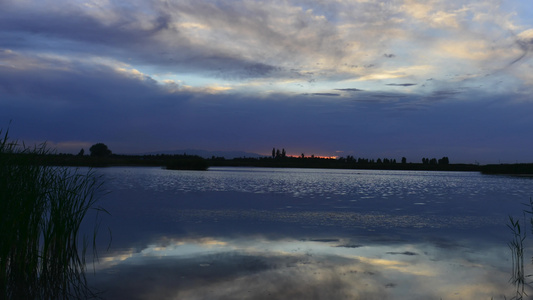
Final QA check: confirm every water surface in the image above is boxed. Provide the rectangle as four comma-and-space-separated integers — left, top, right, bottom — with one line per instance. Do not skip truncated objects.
87, 167, 533, 299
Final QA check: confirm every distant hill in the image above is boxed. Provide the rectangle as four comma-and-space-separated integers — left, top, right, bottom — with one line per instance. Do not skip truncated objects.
142, 149, 265, 159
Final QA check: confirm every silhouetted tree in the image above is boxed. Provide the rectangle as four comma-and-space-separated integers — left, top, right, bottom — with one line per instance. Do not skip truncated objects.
77, 148, 85, 156
401, 157, 407, 164
272, 148, 276, 158
89, 143, 112, 157
438, 157, 450, 165
282, 148, 286, 158
276, 149, 281, 158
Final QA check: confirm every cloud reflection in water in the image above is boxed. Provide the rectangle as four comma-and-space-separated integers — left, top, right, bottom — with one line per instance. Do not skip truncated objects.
86, 167, 533, 299
90, 235, 518, 300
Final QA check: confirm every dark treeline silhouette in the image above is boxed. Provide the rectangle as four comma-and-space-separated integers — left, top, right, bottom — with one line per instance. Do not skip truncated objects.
208, 148, 478, 172
11, 143, 209, 170
21, 145, 533, 173
421, 157, 449, 165
481, 163, 533, 175
89, 143, 112, 157
272, 148, 287, 159
34, 152, 209, 170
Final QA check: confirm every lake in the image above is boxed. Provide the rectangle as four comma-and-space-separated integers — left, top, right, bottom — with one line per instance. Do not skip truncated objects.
86, 167, 533, 299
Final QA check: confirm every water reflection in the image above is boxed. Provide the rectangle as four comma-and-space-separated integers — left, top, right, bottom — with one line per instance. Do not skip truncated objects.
90, 234, 521, 300
86, 167, 533, 299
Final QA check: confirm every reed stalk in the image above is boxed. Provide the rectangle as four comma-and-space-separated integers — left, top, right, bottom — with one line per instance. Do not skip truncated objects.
0, 129, 107, 299
507, 198, 533, 300
508, 215, 526, 299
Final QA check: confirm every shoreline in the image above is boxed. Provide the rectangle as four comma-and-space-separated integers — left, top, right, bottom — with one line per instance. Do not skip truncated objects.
10, 153, 533, 175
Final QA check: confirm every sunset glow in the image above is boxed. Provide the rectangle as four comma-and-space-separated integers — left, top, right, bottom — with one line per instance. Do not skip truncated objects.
287, 155, 339, 160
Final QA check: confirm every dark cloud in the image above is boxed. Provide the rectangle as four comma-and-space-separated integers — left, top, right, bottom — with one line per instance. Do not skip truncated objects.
0, 57, 166, 105
308, 238, 340, 243
386, 83, 417, 87
383, 53, 396, 58
0, 4, 169, 51
0, 54, 193, 150
0, 1, 288, 80
335, 88, 364, 92
508, 33, 533, 67
89, 251, 388, 300
423, 89, 463, 102
348, 92, 409, 104
243, 63, 280, 77
311, 93, 341, 96
2, 49, 533, 164
386, 251, 418, 256
335, 244, 363, 248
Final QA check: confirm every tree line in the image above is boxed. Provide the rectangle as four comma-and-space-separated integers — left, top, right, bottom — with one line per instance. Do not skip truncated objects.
270, 147, 450, 166
37, 144, 477, 171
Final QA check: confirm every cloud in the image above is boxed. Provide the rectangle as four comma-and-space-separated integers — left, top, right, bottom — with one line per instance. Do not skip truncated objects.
436, 39, 496, 61
0, 0, 529, 88
87, 230, 517, 300
386, 83, 417, 87
507, 28, 533, 67
91, 251, 391, 300
335, 88, 364, 92
3, 46, 533, 163
0, 0, 289, 80
401, 0, 470, 29
423, 89, 463, 102
386, 251, 418, 256
311, 93, 341, 97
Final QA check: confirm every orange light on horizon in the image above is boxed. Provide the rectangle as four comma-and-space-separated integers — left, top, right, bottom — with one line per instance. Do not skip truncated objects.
287, 154, 338, 159
260, 151, 339, 160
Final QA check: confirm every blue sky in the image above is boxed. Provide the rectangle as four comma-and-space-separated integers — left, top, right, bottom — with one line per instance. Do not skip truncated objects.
1, 0, 533, 163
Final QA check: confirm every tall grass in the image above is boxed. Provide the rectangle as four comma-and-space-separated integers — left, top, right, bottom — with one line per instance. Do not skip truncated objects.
0, 129, 107, 299
507, 198, 533, 300
508, 215, 527, 299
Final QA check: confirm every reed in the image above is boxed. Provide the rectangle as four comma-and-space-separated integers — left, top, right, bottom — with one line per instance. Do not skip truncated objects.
507, 215, 526, 299
0, 129, 107, 299
507, 198, 533, 300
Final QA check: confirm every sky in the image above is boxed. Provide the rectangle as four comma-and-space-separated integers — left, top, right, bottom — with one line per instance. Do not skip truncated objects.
1, 0, 533, 164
